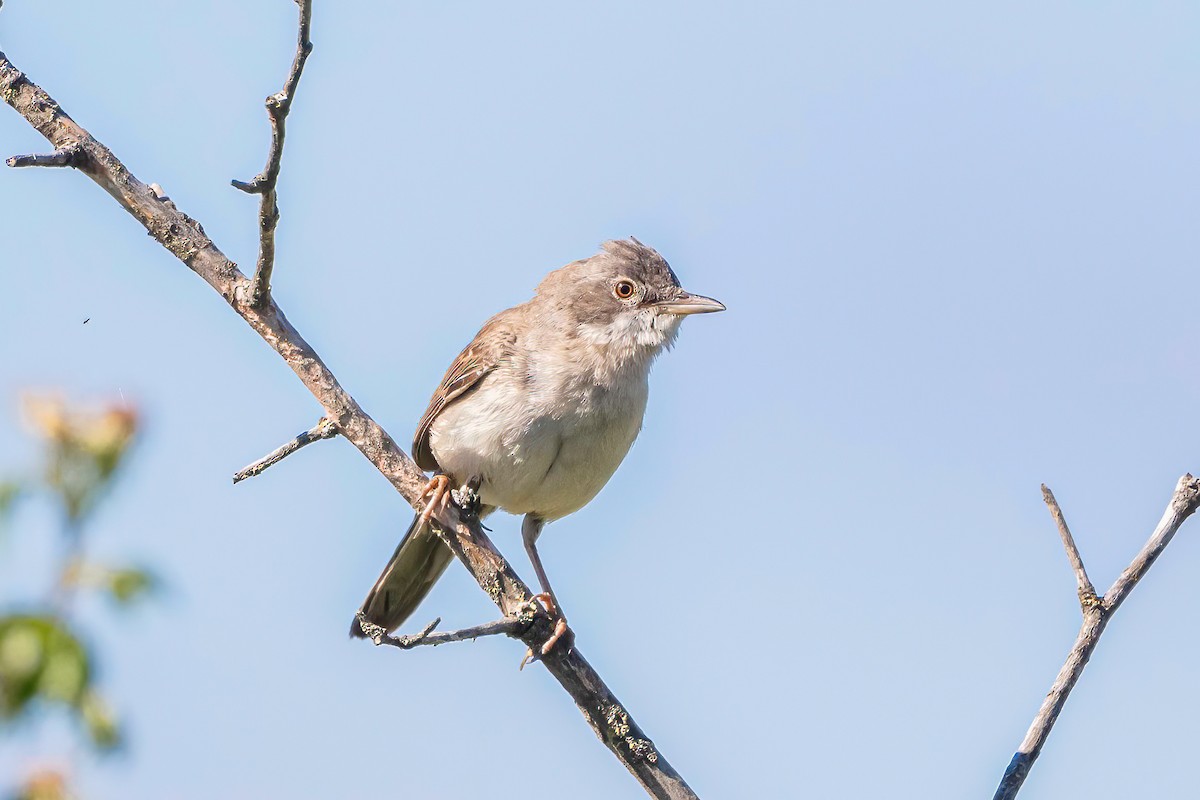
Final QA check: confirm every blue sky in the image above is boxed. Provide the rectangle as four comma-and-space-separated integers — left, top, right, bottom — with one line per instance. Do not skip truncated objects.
2, 2, 1198, 797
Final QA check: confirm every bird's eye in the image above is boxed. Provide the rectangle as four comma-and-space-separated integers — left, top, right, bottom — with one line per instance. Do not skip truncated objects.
613, 280, 636, 300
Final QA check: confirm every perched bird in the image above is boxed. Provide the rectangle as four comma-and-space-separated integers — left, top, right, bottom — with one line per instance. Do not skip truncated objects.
350, 238, 724, 651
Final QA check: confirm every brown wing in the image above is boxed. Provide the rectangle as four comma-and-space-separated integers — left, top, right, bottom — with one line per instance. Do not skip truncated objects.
412, 312, 519, 472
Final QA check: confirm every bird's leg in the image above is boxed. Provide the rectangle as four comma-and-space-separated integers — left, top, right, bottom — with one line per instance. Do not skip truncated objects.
522, 515, 558, 610
417, 474, 452, 528
520, 515, 574, 662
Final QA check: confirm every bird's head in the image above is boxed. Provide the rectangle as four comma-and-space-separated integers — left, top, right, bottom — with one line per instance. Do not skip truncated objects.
536, 238, 724, 364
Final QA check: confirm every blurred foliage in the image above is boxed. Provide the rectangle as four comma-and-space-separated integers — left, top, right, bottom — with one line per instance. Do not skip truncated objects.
62, 564, 157, 608
0, 480, 22, 538
0, 615, 120, 751
22, 397, 137, 524
1, 395, 150, 795
105, 569, 154, 606
10, 768, 75, 800
0, 616, 90, 720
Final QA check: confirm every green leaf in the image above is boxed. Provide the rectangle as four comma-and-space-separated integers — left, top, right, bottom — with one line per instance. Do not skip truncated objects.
38, 630, 88, 705
62, 563, 159, 606
0, 615, 91, 719
79, 689, 120, 750
106, 567, 156, 606
0, 480, 20, 517
0, 620, 43, 715
0, 480, 21, 538
0, 616, 124, 754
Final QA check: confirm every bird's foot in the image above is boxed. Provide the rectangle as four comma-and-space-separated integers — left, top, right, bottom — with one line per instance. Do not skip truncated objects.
451, 475, 483, 520
417, 474, 452, 528
519, 592, 574, 670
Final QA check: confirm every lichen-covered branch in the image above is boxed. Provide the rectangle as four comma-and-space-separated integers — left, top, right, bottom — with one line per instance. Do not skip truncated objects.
232, 417, 338, 483
993, 474, 1200, 800
6, 142, 84, 168
357, 614, 533, 650
0, 47, 698, 800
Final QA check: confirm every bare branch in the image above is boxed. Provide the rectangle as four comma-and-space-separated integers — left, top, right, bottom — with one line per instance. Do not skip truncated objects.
1040, 484, 1098, 607
356, 614, 533, 650
1, 49, 698, 800
233, 0, 314, 309
1102, 474, 1200, 615
232, 417, 337, 483
6, 142, 84, 168
994, 474, 1200, 800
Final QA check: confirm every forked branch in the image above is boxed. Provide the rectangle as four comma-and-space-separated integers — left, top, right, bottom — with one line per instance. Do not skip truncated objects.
356, 614, 533, 650
993, 474, 1200, 799
231, 0, 314, 308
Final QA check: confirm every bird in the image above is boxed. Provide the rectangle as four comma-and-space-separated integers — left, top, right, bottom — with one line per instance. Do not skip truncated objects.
350, 238, 724, 653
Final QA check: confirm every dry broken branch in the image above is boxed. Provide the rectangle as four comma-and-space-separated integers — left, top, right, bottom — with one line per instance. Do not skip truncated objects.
6, 141, 84, 168
356, 614, 533, 650
232, 417, 338, 484
0, 35, 698, 800
1040, 484, 1098, 607
993, 474, 1200, 800
231, 0, 314, 309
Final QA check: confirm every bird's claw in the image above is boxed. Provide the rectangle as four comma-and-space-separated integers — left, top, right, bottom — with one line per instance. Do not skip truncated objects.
417, 474, 452, 528
530, 591, 559, 617
542, 617, 571, 655
519, 592, 574, 670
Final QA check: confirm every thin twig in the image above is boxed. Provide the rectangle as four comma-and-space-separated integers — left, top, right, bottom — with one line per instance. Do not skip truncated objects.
6, 142, 84, 168
232, 0, 313, 309
1040, 484, 1098, 606
994, 474, 1200, 800
358, 614, 533, 650
1, 49, 698, 800
232, 417, 337, 483
1102, 475, 1200, 615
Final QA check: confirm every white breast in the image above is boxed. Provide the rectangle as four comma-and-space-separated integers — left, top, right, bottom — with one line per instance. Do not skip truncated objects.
428, 348, 651, 521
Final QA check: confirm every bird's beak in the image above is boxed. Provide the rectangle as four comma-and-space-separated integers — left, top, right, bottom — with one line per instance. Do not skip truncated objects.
653, 292, 726, 316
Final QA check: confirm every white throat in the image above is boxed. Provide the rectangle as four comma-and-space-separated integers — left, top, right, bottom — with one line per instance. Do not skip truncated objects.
574, 310, 681, 380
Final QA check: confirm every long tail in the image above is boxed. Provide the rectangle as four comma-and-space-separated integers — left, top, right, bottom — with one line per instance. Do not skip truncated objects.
349, 514, 454, 638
